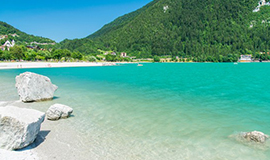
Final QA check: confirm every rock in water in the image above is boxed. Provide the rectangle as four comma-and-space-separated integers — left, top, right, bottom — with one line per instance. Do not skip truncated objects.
15, 72, 58, 102
0, 106, 45, 150
46, 103, 73, 120
243, 131, 268, 143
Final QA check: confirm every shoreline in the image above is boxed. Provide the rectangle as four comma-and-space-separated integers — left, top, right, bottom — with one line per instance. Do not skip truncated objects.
0, 100, 87, 160
0, 101, 39, 160
0, 61, 269, 70
0, 62, 119, 70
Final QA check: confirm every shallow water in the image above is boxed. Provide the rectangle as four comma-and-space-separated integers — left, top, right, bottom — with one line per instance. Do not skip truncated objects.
1, 63, 270, 159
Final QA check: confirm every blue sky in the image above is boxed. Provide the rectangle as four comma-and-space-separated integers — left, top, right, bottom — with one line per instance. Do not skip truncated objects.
0, 0, 152, 42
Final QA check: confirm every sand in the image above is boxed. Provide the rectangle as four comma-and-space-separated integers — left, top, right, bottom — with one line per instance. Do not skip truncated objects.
0, 100, 89, 160
0, 62, 116, 69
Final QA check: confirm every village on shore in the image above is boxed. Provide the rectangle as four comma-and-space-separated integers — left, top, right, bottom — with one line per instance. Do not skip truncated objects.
1, 32, 270, 64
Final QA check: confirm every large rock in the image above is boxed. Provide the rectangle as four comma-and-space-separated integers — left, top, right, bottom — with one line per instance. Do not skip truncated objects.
0, 106, 45, 150
46, 103, 73, 120
15, 72, 58, 102
243, 131, 268, 143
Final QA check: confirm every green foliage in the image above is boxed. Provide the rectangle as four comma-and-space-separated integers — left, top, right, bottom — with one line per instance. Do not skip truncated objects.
0, 21, 55, 44
1, 45, 87, 61
84, 55, 97, 62
153, 56, 160, 62
60, 39, 103, 55
0, 49, 3, 59
105, 54, 117, 62
60, 0, 270, 62
9, 46, 24, 60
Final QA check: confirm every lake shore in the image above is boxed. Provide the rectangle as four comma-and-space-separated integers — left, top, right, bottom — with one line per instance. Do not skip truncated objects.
1, 61, 268, 70
0, 62, 118, 69
0, 100, 86, 160
1, 63, 270, 160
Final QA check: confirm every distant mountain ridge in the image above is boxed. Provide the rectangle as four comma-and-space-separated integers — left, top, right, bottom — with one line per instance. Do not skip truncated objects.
0, 21, 55, 45
61, 0, 270, 60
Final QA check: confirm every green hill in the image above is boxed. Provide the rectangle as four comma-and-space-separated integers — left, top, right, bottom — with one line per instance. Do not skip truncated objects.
61, 0, 270, 61
0, 21, 55, 45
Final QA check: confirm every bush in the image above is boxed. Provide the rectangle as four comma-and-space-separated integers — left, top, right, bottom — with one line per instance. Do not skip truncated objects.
153, 56, 160, 62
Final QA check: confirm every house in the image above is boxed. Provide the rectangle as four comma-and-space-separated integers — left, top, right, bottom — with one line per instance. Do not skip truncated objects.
26, 45, 43, 50
26, 45, 35, 49
260, 52, 270, 55
259, 0, 266, 6
9, 33, 19, 37
4, 40, 15, 48
239, 55, 252, 62
0, 40, 15, 51
104, 52, 116, 55
0, 35, 8, 40
253, 0, 270, 12
121, 52, 127, 57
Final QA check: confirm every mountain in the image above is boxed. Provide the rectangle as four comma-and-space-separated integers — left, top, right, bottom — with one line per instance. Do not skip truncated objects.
0, 21, 55, 45
61, 0, 270, 61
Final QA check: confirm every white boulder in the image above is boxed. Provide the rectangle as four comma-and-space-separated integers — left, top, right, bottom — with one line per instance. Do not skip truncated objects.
46, 104, 73, 120
15, 72, 58, 102
0, 106, 45, 150
243, 131, 268, 143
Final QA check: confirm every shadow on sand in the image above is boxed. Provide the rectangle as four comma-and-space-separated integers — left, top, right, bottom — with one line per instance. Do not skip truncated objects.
34, 130, 51, 148
23, 96, 60, 103
16, 130, 51, 151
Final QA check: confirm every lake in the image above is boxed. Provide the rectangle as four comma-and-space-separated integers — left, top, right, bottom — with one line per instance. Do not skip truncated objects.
1, 63, 270, 159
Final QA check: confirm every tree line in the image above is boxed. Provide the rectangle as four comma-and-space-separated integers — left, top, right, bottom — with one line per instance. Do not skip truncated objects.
59, 0, 270, 62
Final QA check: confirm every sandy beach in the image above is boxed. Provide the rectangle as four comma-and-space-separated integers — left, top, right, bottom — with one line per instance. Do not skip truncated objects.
0, 101, 89, 160
0, 61, 132, 160
0, 62, 117, 69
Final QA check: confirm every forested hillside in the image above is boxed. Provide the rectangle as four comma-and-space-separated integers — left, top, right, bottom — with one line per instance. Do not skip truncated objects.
0, 21, 55, 45
61, 0, 270, 61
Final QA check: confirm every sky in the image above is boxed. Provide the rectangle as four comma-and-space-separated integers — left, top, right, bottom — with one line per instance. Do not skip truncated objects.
0, 0, 152, 42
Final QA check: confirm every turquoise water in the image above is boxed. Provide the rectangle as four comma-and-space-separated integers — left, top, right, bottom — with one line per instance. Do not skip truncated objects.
1, 63, 270, 159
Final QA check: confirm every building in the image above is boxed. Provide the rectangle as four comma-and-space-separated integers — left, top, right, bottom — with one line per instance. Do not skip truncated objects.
104, 52, 117, 56
253, 0, 270, 12
121, 52, 127, 57
0, 35, 8, 40
26, 46, 35, 49
9, 33, 19, 37
239, 55, 252, 62
260, 52, 270, 55
259, 0, 266, 6
0, 40, 15, 51
4, 40, 15, 48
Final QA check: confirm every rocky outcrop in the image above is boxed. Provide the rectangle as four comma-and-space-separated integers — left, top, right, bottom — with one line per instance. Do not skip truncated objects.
46, 104, 73, 120
243, 131, 268, 143
15, 72, 58, 102
0, 106, 45, 150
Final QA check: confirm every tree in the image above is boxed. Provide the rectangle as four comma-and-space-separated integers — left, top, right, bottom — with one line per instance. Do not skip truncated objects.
71, 52, 83, 60
153, 56, 160, 62
52, 49, 63, 60
9, 46, 24, 60
0, 49, 3, 60
2, 51, 11, 60
105, 54, 116, 61
84, 55, 97, 62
